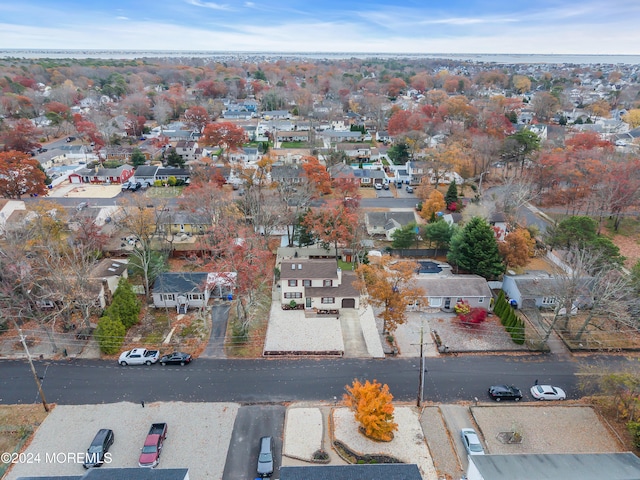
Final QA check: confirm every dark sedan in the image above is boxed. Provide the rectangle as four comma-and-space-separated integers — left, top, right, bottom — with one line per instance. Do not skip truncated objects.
488, 384, 522, 402
159, 352, 192, 366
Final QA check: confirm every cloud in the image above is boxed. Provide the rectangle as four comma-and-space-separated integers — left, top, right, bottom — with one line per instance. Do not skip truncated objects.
116, 16, 129, 21
184, 0, 232, 11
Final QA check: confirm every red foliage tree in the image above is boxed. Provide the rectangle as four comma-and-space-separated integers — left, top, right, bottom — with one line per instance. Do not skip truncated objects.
1, 119, 41, 153
302, 156, 332, 196
183, 106, 210, 133
302, 200, 357, 263
0, 150, 48, 198
201, 122, 248, 157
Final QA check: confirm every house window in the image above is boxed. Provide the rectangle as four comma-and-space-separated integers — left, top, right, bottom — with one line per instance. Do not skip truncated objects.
478, 298, 484, 303
321, 297, 335, 304
542, 297, 556, 305
284, 292, 302, 299
189, 293, 203, 300
303, 280, 312, 287
429, 297, 442, 307
162, 294, 175, 302
323, 280, 333, 287
288, 280, 298, 287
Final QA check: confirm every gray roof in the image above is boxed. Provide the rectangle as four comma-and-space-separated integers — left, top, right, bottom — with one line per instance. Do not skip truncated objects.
280, 259, 339, 280
366, 212, 416, 229
413, 274, 492, 298
134, 165, 159, 177
280, 464, 422, 480
306, 271, 359, 298
271, 164, 304, 181
153, 272, 209, 294
17, 468, 189, 480
469, 453, 640, 480
156, 167, 189, 177
90, 259, 128, 279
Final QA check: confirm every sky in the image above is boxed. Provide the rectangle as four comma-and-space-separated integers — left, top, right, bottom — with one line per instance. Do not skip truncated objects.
1, 0, 639, 55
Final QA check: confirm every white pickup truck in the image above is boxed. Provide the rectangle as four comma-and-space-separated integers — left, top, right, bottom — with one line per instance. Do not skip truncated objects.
118, 348, 160, 366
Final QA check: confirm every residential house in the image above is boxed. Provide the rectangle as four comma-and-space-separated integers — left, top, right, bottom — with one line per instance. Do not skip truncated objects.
133, 165, 159, 186
0, 199, 26, 235
279, 258, 359, 309
227, 147, 259, 164
280, 464, 422, 480
152, 271, 236, 312
501, 271, 593, 310
89, 259, 129, 306
489, 212, 508, 240
262, 110, 291, 120
336, 143, 371, 161
68, 165, 134, 184
412, 274, 493, 312
353, 168, 386, 188
175, 140, 199, 163
156, 167, 190, 183
320, 130, 364, 143
328, 163, 359, 189
275, 130, 310, 143
466, 453, 640, 480
365, 211, 417, 239
376, 130, 392, 143
271, 164, 306, 187
16, 467, 190, 480
406, 160, 463, 185
160, 212, 210, 236
270, 148, 312, 165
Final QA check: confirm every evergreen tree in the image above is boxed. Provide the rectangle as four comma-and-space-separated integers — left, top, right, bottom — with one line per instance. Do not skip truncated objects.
423, 220, 455, 256
165, 148, 185, 167
444, 180, 459, 208
294, 213, 315, 247
447, 217, 505, 279
95, 314, 126, 355
391, 223, 417, 249
130, 148, 146, 167
107, 278, 141, 329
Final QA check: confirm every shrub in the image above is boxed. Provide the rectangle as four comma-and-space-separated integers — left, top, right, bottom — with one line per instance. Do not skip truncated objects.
95, 315, 126, 355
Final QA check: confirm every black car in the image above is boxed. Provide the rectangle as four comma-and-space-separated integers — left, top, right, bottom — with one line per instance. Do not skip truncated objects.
83, 428, 114, 468
159, 352, 192, 366
488, 384, 522, 402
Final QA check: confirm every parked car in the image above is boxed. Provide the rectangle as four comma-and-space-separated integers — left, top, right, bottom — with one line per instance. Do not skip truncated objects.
256, 436, 274, 478
66, 136, 76, 142
460, 428, 484, 456
139, 423, 167, 468
83, 428, 114, 469
530, 384, 566, 400
374, 183, 382, 190
488, 385, 522, 402
121, 182, 132, 191
406, 185, 414, 193
118, 348, 160, 366
76, 201, 89, 211
383, 183, 389, 190
160, 352, 192, 366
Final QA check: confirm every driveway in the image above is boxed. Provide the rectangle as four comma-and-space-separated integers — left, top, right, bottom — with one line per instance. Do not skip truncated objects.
201, 303, 230, 358
223, 405, 285, 480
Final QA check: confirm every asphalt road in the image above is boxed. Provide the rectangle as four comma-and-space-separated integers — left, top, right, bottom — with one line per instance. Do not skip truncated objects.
1, 355, 628, 407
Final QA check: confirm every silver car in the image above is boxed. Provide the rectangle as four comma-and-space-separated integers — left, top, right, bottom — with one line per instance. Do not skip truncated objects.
461, 428, 485, 455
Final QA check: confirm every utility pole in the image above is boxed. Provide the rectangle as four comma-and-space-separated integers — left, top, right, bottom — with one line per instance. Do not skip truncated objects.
14, 322, 49, 412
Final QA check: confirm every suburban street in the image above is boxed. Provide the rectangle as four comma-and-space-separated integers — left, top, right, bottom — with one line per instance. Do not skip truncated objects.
0, 355, 630, 407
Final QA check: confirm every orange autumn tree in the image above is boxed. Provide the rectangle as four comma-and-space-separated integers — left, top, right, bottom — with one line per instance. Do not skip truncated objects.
354, 255, 424, 333
498, 227, 536, 269
344, 379, 398, 442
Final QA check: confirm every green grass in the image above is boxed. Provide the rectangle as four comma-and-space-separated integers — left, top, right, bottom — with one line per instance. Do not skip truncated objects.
279, 142, 308, 148
146, 186, 185, 198
338, 259, 356, 271
604, 216, 640, 236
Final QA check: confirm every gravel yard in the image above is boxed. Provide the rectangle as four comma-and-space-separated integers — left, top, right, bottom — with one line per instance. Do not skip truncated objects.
332, 407, 438, 480
5, 402, 239, 480
471, 405, 624, 455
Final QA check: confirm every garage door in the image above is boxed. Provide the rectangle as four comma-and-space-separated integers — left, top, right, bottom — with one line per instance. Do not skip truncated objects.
342, 298, 355, 308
